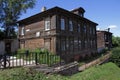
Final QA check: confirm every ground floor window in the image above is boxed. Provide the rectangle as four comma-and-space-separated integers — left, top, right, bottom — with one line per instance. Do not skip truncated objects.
61, 39, 66, 51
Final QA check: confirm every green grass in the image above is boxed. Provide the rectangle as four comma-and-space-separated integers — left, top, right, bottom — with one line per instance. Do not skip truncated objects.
70, 62, 120, 80
0, 62, 120, 80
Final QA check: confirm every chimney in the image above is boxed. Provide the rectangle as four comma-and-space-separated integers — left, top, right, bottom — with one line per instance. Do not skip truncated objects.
71, 7, 85, 17
41, 6, 47, 12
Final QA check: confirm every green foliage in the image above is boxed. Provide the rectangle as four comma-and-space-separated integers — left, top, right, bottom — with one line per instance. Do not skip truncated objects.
0, 0, 36, 38
112, 36, 120, 47
0, 63, 120, 80
0, 29, 5, 40
110, 47, 120, 67
15, 48, 61, 66
0, 68, 48, 80
17, 48, 27, 53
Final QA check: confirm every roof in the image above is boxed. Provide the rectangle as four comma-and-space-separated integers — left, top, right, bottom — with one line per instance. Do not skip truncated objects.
71, 7, 85, 13
17, 6, 98, 25
97, 30, 112, 34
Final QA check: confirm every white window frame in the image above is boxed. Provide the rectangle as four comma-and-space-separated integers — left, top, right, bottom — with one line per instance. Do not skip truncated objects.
26, 29, 30, 32
36, 32, 40, 37
45, 18, 50, 31
21, 27, 24, 35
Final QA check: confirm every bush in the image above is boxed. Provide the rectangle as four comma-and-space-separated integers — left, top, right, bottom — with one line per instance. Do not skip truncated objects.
110, 47, 120, 67
17, 49, 27, 53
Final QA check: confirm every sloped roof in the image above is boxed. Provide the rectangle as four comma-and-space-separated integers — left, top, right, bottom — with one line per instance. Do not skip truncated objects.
17, 6, 98, 25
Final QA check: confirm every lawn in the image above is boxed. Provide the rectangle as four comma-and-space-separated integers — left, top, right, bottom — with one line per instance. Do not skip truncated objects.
0, 62, 120, 80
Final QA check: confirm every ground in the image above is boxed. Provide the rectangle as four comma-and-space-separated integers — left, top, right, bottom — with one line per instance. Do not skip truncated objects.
0, 62, 120, 80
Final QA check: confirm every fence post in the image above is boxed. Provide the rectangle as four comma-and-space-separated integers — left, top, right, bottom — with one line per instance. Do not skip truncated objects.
3, 54, 6, 68
35, 53, 38, 65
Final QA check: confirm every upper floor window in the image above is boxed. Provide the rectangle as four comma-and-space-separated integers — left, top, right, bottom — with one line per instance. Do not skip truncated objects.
60, 18, 65, 30
104, 34, 107, 40
69, 20, 73, 31
83, 25, 86, 33
93, 28, 95, 35
45, 18, 50, 31
36, 32, 40, 37
21, 27, 24, 35
90, 27, 92, 34
26, 29, 30, 32
78, 24, 80, 32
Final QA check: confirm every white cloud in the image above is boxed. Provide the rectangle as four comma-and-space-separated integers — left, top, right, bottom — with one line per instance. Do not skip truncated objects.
108, 25, 117, 29
97, 28, 100, 30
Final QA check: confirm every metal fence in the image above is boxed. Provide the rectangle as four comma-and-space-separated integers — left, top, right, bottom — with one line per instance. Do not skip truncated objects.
0, 52, 62, 69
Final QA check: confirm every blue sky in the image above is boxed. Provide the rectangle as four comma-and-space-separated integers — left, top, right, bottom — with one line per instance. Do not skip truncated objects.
19, 0, 120, 37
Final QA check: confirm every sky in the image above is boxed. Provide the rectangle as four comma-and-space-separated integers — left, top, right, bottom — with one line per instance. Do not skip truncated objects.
19, 0, 120, 37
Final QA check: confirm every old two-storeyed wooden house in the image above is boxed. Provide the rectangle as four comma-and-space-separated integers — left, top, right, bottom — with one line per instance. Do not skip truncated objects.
97, 29, 112, 53
17, 6, 98, 62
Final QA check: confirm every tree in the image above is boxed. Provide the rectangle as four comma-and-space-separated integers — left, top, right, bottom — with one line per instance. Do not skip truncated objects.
0, 0, 36, 38
0, 29, 5, 40
112, 36, 120, 47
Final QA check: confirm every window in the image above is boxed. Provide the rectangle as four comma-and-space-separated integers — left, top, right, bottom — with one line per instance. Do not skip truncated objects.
78, 39, 81, 50
36, 32, 40, 37
26, 29, 30, 32
45, 18, 50, 31
93, 28, 95, 35
60, 18, 65, 30
66, 38, 69, 50
78, 24, 80, 32
70, 37, 73, 51
93, 40, 96, 48
69, 20, 73, 31
74, 38, 78, 50
85, 40, 87, 48
83, 25, 86, 33
90, 27, 92, 34
90, 40, 93, 48
61, 40, 65, 51
104, 34, 107, 40
21, 27, 24, 35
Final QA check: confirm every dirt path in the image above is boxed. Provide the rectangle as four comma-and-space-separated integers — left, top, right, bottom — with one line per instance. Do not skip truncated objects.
79, 51, 111, 71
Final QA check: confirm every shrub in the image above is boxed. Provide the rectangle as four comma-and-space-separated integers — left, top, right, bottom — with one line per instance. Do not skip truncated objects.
110, 47, 120, 67
17, 49, 27, 53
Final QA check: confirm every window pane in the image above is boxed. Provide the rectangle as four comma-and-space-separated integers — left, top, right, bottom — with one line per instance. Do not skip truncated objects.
78, 24, 80, 32
36, 32, 40, 37
83, 25, 86, 33
21, 27, 24, 35
69, 20, 73, 31
61, 18, 65, 30
45, 19, 50, 30
61, 40, 65, 51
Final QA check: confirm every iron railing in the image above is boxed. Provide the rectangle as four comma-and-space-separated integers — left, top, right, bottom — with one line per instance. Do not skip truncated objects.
0, 52, 62, 69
